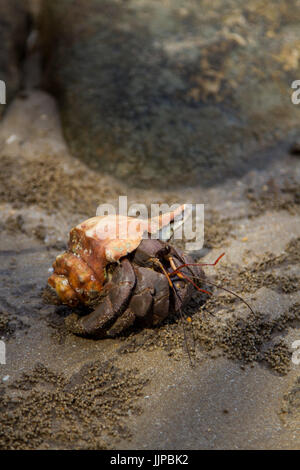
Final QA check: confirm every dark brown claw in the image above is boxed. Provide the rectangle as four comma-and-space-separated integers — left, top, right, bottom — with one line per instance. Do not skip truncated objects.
128, 266, 169, 327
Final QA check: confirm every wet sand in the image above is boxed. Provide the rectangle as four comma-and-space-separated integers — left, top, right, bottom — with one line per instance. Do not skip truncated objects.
0, 84, 299, 449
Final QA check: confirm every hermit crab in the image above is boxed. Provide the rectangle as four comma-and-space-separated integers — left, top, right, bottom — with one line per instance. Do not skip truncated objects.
46, 206, 216, 338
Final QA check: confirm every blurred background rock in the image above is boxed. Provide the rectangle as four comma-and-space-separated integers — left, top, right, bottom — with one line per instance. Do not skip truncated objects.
1, 0, 300, 186
0, 0, 29, 116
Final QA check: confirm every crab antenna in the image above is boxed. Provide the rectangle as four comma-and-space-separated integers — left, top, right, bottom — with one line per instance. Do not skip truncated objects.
168, 255, 212, 296
170, 281, 194, 367
172, 271, 212, 296
170, 252, 225, 275
179, 273, 255, 315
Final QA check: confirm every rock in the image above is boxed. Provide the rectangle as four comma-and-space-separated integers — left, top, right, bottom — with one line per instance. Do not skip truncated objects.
39, 0, 300, 187
0, 1, 29, 116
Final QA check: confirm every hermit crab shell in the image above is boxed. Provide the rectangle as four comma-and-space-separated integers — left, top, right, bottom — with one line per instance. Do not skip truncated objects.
48, 205, 186, 307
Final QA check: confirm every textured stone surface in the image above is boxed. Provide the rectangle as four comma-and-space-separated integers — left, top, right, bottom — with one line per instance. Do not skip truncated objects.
39, 0, 300, 186
0, 0, 29, 116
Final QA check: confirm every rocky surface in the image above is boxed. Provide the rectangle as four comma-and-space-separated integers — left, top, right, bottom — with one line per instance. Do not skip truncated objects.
39, 0, 300, 186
